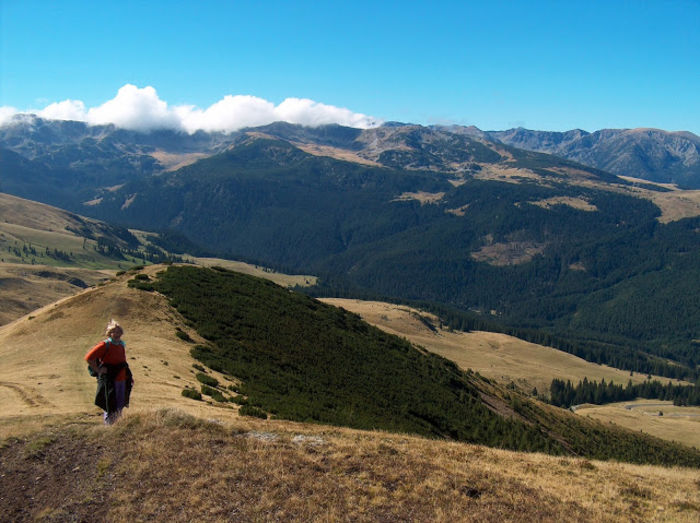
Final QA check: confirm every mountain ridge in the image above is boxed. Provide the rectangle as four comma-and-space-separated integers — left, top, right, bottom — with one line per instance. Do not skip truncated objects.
485, 126, 700, 188
3, 116, 698, 189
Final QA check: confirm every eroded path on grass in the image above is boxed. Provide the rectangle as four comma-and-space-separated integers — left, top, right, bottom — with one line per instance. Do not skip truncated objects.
0, 382, 54, 410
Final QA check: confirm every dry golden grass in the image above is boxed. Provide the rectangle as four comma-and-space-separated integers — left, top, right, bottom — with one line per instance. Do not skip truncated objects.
467, 161, 700, 223
1, 268, 699, 520
294, 142, 383, 167
392, 191, 446, 205
641, 189, 700, 223
529, 196, 598, 212
193, 257, 317, 287
0, 263, 113, 326
320, 299, 678, 396
0, 192, 89, 232
2, 408, 699, 522
0, 265, 243, 437
576, 400, 700, 449
149, 150, 211, 171
474, 164, 547, 184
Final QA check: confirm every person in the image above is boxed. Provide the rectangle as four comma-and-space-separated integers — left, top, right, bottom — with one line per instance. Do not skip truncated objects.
85, 320, 133, 424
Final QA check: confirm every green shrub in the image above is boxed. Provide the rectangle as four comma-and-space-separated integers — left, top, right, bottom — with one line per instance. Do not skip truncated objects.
239, 405, 267, 419
201, 385, 227, 402
127, 278, 154, 292
176, 329, 193, 342
181, 388, 202, 401
230, 395, 248, 405
192, 363, 206, 372
196, 373, 219, 387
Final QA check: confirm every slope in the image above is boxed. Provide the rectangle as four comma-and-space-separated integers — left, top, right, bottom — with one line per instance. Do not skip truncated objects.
71, 135, 700, 381
137, 264, 700, 466
2, 409, 700, 522
3, 121, 700, 381
0, 265, 217, 431
489, 127, 700, 188
1, 266, 700, 519
319, 298, 678, 395
0, 192, 186, 325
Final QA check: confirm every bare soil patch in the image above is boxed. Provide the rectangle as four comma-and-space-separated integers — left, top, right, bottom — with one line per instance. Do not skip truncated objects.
294, 143, 382, 166
150, 150, 211, 171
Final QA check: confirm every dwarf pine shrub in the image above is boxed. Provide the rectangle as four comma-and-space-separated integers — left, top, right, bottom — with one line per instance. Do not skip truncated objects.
181, 388, 202, 401
196, 373, 219, 387
239, 405, 267, 419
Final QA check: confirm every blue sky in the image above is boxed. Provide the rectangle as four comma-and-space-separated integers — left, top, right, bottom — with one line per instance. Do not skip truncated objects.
1, 1, 698, 133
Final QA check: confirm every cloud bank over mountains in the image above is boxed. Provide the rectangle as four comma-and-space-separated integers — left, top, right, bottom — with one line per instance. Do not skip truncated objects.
0, 84, 381, 133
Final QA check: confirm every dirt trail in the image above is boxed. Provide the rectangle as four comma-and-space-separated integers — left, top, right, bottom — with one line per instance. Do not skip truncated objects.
0, 382, 53, 408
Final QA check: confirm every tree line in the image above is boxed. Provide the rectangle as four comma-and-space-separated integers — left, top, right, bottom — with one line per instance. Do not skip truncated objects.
549, 377, 700, 408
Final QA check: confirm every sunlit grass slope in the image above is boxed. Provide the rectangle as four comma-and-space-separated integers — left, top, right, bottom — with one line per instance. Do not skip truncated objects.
1, 409, 699, 522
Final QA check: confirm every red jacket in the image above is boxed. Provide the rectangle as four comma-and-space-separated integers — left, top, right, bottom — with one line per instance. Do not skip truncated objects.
85, 339, 128, 381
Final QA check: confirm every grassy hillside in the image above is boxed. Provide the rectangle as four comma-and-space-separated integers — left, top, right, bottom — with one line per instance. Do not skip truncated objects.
4, 121, 700, 382
2, 409, 699, 522
149, 265, 559, 453
0, 192, 187, 326
0, 263, 112, 325
145, 265, 700, 466
319, 299, 679, 395
1, 263, 700, 520
0, 192, 178, 270
576, 400, 700, 449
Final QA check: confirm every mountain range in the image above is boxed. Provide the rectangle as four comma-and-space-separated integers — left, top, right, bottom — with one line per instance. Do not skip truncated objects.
1, 116, 699, 382
483, 127, 700, 189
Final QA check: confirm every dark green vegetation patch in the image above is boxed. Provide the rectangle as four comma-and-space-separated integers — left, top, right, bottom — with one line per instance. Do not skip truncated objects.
154, 266, 556, 452
151, 266, 700, 467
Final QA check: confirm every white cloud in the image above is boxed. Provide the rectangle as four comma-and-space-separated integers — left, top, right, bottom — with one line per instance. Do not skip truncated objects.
39, 99, 87, 121
0, 84, 381, 133
87, 84, 180, 131
176, 94, 277, 133
275, 98, 377, 128
0, 106, 19, 126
